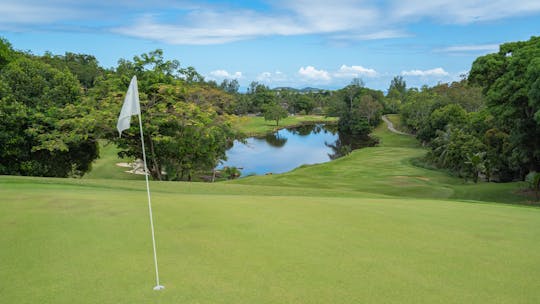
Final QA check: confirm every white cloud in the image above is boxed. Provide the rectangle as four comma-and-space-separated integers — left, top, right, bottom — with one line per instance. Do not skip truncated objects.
257, 71, 288, 83
278, 0, 379, 32
110, 1, 540, 44
114, 10, 311, 45
109, 1, 404, 45
2, 0, 540, 44
334, 65, 377, 78
257, 72, 272, 81
401, 68, 449, 77
294, 64, 378, 85
208, 70, 242, 79
298, 66, 331, 82
438, 44, 499, 53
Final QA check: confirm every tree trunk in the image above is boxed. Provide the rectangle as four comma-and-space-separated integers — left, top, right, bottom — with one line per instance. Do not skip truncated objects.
148, 135, 162, 181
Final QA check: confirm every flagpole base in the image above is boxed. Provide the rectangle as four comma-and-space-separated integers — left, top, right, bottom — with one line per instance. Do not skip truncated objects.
153, 285, 165, 291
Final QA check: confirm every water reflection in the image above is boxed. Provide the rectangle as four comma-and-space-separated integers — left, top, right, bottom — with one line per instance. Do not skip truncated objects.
326, 133, 377, 160
219, 124, 374, 176
264, 133, 288, 147
288, 124, 319, 136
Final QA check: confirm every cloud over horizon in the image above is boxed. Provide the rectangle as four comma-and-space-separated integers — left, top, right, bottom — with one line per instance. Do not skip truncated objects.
401, 67, 449, 77
334, 65, 378, 78
298, 66, 332, 82
208, 69, 243, 80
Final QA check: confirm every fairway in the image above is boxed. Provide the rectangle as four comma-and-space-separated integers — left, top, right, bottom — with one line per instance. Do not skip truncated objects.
1, 121, 539, 303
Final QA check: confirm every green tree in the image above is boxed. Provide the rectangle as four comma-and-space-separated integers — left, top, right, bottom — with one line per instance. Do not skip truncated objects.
249, 82, 275, 113
417, 103, 467, 142
220, 79, 240, 94
385, 76, 407, 113
291, 94, 316, 114
469, 36, 540, 174
263, 103, 288, 126
185, 85, 237, 115
465, 152, 486, 183
0, 57, 99, 177
357, 95, 383, 126
389, 75, 407, 98
344, 78, 364, 111
330, 80, 380, 139
40, 52, 103, 91
432, 80, 485, 112
179, 66, 205, 83
429, 127, 486, 179
89, 50, 238, 181
337, 111, 371, 137
0, 37, 16, 70
400, 87, 437, 133
483, 127, 514, 181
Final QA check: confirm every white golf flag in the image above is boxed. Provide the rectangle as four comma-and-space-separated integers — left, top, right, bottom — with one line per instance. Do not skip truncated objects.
117, 76, 141, 137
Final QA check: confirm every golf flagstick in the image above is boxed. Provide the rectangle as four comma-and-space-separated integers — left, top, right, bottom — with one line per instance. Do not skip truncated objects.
117, 76, 164, 291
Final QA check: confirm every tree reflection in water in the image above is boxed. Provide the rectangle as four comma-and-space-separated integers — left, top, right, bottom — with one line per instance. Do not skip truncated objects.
263, 132, 288, 147
326, 132, 377, 160
220, 123, 377, 176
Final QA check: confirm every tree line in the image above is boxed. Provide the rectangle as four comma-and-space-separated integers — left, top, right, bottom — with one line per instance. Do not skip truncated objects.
0, 37, 386, 180
399, 36, 540, 184
1, 35, 537, 185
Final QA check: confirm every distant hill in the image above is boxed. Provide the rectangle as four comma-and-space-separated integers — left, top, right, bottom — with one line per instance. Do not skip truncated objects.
273, 87, 326, 93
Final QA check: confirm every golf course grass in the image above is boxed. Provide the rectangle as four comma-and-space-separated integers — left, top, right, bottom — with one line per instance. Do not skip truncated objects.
83, 140, 143, 181
232, 114, 337, 136
1, 117, 539, 303
232, 118, 528, 204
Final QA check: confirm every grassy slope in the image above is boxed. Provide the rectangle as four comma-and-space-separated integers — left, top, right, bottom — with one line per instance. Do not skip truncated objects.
83, 140, 143, 180
232, 120, 526, 204
1, 116, 539, 303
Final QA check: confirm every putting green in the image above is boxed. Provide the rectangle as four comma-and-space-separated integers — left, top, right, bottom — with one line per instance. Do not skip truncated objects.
1, 177, 539, 303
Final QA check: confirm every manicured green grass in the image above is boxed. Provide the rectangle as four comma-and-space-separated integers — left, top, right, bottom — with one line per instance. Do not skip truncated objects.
83, 140, 143, 180
233, 115, 337, 136
1, 175, 540, 304
2, 115, 539, 303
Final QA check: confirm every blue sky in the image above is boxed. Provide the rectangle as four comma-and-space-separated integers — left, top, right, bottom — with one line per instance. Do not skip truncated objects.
1, 0, 539, 91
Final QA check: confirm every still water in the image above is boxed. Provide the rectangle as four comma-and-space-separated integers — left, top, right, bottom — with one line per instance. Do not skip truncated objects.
219, 124, 371, 176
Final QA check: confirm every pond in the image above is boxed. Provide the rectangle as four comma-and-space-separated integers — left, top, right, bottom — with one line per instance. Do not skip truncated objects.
218, 124, 375, 177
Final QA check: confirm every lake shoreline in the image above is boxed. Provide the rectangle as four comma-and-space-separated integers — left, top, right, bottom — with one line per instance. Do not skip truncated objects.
240, 117, 338, 137
221, 122, 372, 177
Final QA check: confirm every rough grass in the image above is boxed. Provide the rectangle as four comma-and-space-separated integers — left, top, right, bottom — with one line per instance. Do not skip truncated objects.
1, 115, 539, 303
